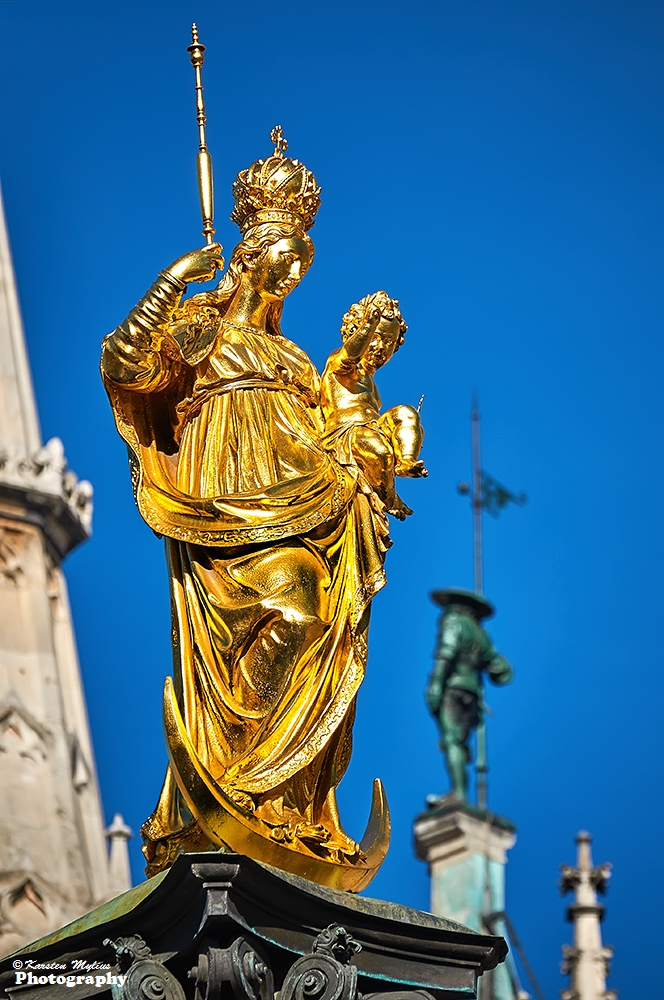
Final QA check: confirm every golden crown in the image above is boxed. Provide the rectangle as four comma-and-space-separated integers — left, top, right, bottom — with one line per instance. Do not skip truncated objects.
230, 126, 321, 234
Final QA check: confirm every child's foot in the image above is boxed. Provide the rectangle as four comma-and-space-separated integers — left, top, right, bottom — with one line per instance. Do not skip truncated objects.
388, 494, 413, 520
396, 458, 429, 478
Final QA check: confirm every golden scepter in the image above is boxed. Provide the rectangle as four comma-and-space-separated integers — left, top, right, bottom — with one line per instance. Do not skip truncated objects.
187, 24, 215, 245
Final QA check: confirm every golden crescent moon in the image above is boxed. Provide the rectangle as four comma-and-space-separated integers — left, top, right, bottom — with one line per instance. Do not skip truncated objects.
163, 677, 390, 892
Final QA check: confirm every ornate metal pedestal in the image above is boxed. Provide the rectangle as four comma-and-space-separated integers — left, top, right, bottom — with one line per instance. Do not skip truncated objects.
0, 854, 507, 1000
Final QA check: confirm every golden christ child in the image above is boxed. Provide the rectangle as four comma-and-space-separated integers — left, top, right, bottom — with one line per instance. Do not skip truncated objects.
320, 291, 428, 521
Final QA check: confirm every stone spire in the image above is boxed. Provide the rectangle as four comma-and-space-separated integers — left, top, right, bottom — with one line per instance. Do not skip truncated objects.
0, 186, 40, 454
105, 813, 133, 898
0, 184, 130, 958
560, 831, 616, 1000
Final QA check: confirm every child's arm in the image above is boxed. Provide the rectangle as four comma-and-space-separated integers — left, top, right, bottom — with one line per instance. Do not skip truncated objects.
339, 305, 381, 364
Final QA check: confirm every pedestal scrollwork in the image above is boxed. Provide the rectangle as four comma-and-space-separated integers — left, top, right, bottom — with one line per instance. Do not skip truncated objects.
281, 926, 435, 1000
104, 935, 186, 1000
188, 938, 273, 1000
105, 925, 437, 1000
281, 925, 361, 1000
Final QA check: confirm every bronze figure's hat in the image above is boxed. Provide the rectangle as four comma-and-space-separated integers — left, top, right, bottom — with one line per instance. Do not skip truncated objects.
231, 125, 321, 235
431, 588, 494, 620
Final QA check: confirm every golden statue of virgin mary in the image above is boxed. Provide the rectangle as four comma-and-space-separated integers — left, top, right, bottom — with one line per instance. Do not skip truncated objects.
101, 131, 399, 891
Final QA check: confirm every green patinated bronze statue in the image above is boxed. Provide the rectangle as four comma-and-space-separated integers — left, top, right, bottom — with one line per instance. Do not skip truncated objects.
425, 589, 513, 801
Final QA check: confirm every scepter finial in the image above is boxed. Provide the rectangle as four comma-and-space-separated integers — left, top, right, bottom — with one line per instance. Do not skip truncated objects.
188, 23, 205, 68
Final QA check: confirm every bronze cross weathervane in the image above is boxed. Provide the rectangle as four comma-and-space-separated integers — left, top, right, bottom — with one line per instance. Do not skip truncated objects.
456, 394, 527, 596
454, 395, 526, 809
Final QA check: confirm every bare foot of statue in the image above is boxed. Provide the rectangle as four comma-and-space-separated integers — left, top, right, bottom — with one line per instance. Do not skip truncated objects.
388, 494, 413, 520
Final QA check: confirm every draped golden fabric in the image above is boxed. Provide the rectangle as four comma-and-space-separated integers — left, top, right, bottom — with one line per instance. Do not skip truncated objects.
101, 280, 390, 864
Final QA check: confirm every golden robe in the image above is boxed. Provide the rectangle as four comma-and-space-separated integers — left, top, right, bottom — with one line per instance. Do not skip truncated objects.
101, 274, 389, 864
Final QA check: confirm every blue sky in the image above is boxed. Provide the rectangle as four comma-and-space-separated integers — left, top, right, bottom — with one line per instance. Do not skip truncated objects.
1, 1, 662, 996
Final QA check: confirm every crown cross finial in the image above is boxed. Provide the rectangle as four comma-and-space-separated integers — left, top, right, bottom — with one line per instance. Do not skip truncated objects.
231, 129, 321, 233
270, 125, 288, 157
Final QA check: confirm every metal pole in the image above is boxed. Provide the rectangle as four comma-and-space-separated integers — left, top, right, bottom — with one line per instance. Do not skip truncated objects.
471, 394, 487, 810
471, 394, 483, 595
484, 911, 548, 1000
476, 713, 487, 811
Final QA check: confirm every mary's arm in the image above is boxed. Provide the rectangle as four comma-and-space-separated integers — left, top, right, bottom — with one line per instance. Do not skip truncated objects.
101, 270, 186, 391
101, 244, 223, 392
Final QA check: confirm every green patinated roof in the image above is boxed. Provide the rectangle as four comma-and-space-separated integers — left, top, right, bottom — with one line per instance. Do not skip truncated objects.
4, 850, 478, 963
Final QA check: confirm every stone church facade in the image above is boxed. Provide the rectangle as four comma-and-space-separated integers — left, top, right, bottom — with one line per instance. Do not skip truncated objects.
0, 186, 129, 957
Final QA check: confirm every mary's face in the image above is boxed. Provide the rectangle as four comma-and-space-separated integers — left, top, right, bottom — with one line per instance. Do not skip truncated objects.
248, 237, 312, 300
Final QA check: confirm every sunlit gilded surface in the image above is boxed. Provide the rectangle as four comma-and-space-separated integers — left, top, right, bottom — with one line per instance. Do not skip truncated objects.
101, 131, 425, 891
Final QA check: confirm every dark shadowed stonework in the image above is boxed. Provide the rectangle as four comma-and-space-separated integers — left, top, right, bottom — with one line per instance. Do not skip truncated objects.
0, 855, 508, 1000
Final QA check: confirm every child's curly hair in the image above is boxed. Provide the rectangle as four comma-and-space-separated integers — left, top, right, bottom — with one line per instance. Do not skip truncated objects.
340, 290, 407, 348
